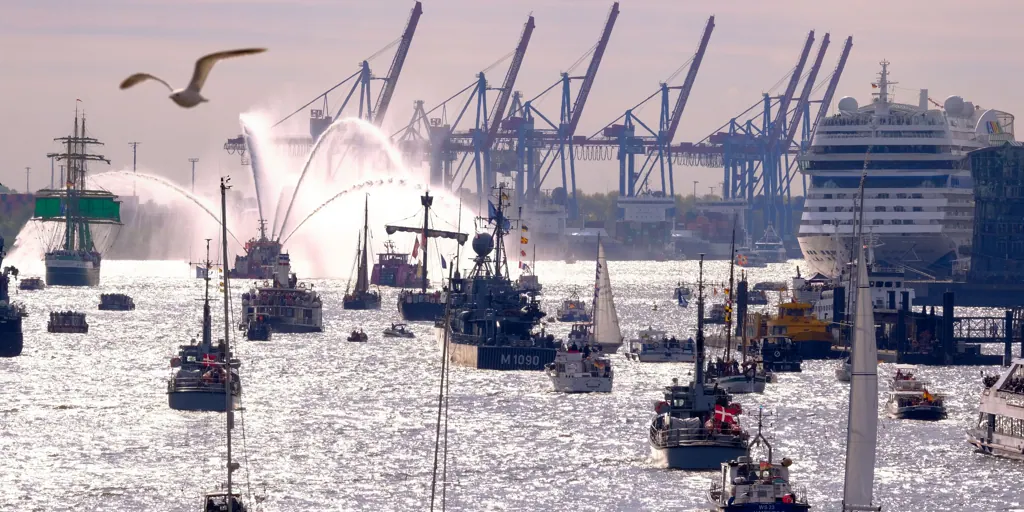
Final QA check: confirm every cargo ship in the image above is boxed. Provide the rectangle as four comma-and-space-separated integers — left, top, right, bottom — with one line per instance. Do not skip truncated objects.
34, 109, 122, 286
435, 185, 557, 371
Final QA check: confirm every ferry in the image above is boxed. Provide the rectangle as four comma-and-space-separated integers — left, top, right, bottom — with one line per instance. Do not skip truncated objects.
886, 366, 946, 420
766, 301, 835, 359
239, 253, 323, 333
798, 60, 1016, 279
545, 341, 613, 393
969, 359, 1024, 460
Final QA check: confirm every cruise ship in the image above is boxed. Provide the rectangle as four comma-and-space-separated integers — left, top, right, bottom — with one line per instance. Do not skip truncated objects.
798, 61, 1015, 278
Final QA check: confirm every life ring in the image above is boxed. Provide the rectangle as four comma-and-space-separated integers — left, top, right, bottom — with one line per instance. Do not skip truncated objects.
736, 254, 748, 266
774, 350, 782, 358
263, 280, 270, 287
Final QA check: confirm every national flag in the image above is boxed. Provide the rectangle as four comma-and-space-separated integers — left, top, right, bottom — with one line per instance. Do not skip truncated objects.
922, 389, 934, 401
201, 353, 216, 367
76, 98, 82, 102
760, 461, 771, 470
520, 250, 526, 257
522, 263, 531, 272
440, 255, 447, 269
487, 200, 510, 230
412, 237, 420, 258
518, 261, 523, 269
520, 236, 528, 245
713, 404, 736, 424
521, 225, 529, 233
726, 403, 742, 415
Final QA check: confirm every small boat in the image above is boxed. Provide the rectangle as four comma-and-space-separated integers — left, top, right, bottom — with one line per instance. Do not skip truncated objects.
708, 414, 811, 511
556, 289, 591, 322
758, 335, 803, 372
675, 283, 691, 307
753, 281, 786, 292
343, 196, 381, 310
589, 238, 623, 353
515, 247, 542, 294
734, 248, 768, 268
886, 366, 946, 420
626, 327, 695, 363
545, 341, 613, 393
98, 293, 135, 311
383, 323, 415, 338
243, 314, 272, 341
18, 277, 44, 291
707, 359, 769, 394
746, 289, 769, 306
347, 329, 368, 342
564, 253, 577, 264
705, 303, 728, 324
835, 358, 851, 382
47, 311, 88, 333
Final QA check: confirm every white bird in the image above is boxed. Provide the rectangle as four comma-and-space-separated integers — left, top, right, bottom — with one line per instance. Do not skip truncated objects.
119, 48, 266, 108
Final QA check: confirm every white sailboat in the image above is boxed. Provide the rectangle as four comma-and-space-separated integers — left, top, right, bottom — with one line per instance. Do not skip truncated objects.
842, 173, 881, 511
592, 239, 623, 353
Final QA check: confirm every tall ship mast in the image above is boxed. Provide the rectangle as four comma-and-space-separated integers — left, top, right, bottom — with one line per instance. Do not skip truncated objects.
798, 61, 1016, 279
34, 108, 121, 286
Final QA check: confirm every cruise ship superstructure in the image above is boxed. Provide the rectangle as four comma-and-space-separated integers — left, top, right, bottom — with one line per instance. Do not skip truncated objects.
798, 61, 1015, 278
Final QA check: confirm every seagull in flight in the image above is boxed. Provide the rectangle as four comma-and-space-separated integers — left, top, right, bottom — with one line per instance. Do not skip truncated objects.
119, 48, 266, 108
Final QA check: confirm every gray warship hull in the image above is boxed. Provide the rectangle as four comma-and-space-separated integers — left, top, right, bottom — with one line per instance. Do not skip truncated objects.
436, 327, 556, 371
650, 443, 748, 470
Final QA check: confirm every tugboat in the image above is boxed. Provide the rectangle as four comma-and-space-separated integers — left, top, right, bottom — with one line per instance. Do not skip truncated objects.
758, 335, 803, 372
388, 191, 468, 321
435, 184, 558, 371
168, 239, 241, 412
34, 108, 122, 286
886, 366, 946, 420
626, 328, 696, 363
383, 323, 415, 338
708, 412, 811, 510
18, 277, 44, 291
343, 196, 381, 310
98, 293, 135, 311
556, 288, 591, 322
47, 311, 88, 333
545, 340, 613, 393
228, 219, 282, 280
239, 252, 323, 333
0, 236, 26, 357
371, 240, 426, 289
648, 255, 749, 470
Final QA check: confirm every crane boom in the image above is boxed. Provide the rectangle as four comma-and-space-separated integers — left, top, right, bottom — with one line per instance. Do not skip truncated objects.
665, 15, 715, 144
811, 36, 853, 136
373, 1, 423, 126
767, 30, 814, 149
567, 2, 620, 136
487, 15, 535, 145
784, 32, 829, 147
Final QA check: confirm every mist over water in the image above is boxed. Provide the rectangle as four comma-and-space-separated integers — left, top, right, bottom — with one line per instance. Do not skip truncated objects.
7, 113, 478, 280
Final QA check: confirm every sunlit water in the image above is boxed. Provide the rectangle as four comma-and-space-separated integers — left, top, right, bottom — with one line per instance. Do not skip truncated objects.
0, 259, 1021, 511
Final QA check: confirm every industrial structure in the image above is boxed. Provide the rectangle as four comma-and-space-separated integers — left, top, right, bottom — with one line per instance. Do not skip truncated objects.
967, 143, 1024, 284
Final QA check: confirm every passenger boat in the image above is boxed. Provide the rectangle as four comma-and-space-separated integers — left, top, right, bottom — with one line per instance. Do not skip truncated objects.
47, 311, 88, 333
969, 359, 1024, 460
626, 328, 695, 363
545, 341, 613, 393
388, 191, 467, 321
708, 413, 811, 511
18, 277, 44, 291
98, 293, 135, 311
239, 252, 323, 333
648, 255, 749, 470
342, 196, 381, 310
383, 323, 415, 338
766, 301, 836, 359
886, 366, 946, 420
0, 237, 25, 357
556, 289, 591, 322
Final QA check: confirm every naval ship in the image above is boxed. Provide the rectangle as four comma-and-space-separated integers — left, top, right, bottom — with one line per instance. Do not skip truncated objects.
228, 220, 282, 280
798, 61, 1016, 278
33, 109, 122, 286
0, 236, 26, 357
434, 185, 558, 371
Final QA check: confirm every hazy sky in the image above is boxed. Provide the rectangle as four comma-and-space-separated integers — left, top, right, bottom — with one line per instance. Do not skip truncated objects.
3, 0, 1022, 197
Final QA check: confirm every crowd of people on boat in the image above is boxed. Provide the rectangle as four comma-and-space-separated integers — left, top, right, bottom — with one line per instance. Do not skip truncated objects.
48, 311, 87, 327
99, 293, 134, 307
242, 289, 321, 309
1000, 375, 1024, 394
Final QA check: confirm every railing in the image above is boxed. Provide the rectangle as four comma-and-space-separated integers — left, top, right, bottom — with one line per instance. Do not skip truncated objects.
168, 378, 240, 393
649, 425, 746, 448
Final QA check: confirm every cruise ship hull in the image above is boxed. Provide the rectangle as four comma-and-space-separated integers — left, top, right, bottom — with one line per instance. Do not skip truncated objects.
45, 264, 100, 287
435, 327, 556, 371
798, 232, 961, 278
650, 444, 748, 470
0, 316, 24, 357
168, 390, 240, 412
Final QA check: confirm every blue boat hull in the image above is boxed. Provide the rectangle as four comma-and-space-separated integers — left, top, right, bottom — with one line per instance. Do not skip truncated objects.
0, 316, 23, 357
168, 391, 240, 412
651, 444, 748, 470
718, 503, 811, 511
399, 300, 444, 322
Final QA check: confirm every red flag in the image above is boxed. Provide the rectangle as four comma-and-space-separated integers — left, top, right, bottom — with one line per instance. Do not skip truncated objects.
714, 404, 737, 424
201, 353, 216, 367
520, 250, 526, 257
726, 403, 742, 416
412, 237, 420, 258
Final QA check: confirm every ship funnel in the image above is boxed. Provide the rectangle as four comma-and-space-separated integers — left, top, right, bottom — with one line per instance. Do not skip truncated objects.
275, 252, 291, 287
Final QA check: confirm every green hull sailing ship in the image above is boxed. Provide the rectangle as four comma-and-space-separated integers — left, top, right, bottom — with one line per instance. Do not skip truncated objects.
33, 109, 122, 286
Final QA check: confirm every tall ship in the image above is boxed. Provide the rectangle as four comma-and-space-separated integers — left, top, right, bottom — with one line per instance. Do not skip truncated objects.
371, 240, 425, 289
387, 191, 467, 321
0, 236, 26, 357
33, 109, 122, 286
435, 185, 558, 371
228, 219, 281, 280
239, 252, 323, 333
342, 196, 381, 310
798, 61, 1016, 278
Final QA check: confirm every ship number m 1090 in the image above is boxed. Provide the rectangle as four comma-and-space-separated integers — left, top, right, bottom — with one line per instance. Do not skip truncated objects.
501, 354, 540, 367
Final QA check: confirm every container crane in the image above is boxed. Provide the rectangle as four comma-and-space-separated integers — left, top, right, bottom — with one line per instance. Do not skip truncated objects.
810, 36, 853, 137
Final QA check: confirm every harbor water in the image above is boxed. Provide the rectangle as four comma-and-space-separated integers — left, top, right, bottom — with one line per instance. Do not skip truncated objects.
0, 259, 1020, 511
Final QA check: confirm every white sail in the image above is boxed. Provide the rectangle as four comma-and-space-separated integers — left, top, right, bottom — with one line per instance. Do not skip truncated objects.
593, 241, 621, 346
842, 244, 879, 511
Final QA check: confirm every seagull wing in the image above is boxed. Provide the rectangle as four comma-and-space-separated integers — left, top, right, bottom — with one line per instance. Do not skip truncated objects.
188, 48, 266, 92
119, 73, 174, 91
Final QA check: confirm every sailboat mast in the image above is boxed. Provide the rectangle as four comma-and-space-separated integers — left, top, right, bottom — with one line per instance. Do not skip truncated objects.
725, 223, 737, 361
220, 178, 235, 511
421, 191, 432, 293
361, 195, 370, 293
203, 238, 212, 346
695, 254, 706, 385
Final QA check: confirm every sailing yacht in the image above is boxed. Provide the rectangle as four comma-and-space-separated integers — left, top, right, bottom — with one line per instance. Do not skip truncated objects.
343, 196, 381, 310
590, 239, 623, 353
841, 175, 882, 511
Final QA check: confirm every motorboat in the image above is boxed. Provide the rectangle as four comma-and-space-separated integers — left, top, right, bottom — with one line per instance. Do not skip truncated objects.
545, 341, 612, 393
383, 323, 415, 338
886, 366, 946, 420
626, 328, 695, 363
556, 289, 591, 322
